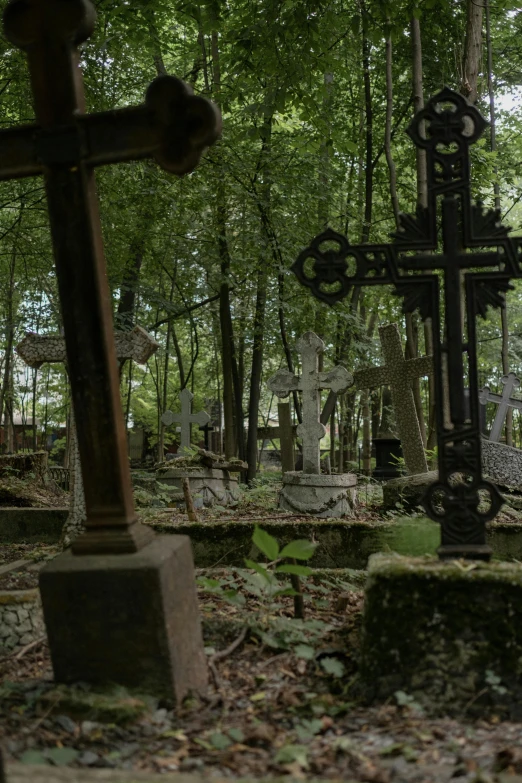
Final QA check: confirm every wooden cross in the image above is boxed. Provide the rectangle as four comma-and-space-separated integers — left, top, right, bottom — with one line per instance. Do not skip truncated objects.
0, 0, 220, 555
162, 389, 211, 452
16, 326, 159, 545
479, 372, 522, 443
353, 323, 433, 475
268, 331, 353, 474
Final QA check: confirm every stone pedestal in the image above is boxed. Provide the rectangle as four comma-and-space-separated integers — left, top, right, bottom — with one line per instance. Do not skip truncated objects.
360, 553, 522, 717
279, 471, 357, 517
158, 467, 240, 507
39, 536, 207, 702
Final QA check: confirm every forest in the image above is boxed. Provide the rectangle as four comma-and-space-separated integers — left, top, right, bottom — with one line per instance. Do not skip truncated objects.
0, 0, 521, 479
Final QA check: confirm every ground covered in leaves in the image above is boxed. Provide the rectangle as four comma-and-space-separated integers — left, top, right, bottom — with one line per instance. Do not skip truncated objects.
2, 569, 522, 783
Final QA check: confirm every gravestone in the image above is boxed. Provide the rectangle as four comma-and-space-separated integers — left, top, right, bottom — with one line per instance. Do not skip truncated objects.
16, 326, 159, 546
0, 0, 220, 700
268, 332, 357, 517
160, 391, 239, 507
480, 373, 522, 490
161, 389, 211, 452
353, 323, 433, 475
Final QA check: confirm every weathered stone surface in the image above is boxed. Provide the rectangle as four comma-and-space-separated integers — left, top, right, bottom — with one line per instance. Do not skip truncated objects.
481, 438, 522, 491
278, 472, 357, 517
382, 471, 438, 509
157, 467, 240, 507
0, 451, 48, 479
162, 389, 210, 452
0, 507, 68, 543
0, 588, 44, 653
268, 331, 353, 474
360, 553, 522, 717
354, 324, 432, 475
39, 537, 207, 702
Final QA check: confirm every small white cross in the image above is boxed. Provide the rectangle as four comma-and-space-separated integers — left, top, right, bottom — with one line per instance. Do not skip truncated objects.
268, 331, 353, 474
479, 372, 522, 442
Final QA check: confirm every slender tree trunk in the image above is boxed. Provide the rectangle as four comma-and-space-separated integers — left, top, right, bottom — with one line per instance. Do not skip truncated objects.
461, 0, 484, 103
246, 108, 273, 482
384, 30, 400, 228
360, 0, 373, 243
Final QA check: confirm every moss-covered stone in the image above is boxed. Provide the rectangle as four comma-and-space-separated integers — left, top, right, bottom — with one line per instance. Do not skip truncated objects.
360, 553, 522, 717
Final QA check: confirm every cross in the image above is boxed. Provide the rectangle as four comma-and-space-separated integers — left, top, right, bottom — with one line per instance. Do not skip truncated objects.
16, 326, 159, 545
479, 373, 522, 443
0, 0, 220, 555
162, 389, 211, 453
291, 87, 522, 560
268, 331, 353, 474
354, 323, 433, 475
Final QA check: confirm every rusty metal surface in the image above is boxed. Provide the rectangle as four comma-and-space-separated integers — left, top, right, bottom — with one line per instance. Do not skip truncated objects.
0, 0, 220, 554
293, 87, 522, 560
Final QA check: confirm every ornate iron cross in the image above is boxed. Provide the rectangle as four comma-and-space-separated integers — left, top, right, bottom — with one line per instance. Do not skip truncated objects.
0, 0, 220, 555
292, 87, 522, 560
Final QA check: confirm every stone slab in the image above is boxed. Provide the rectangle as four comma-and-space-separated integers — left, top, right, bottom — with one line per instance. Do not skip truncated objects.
481, 438, 522, 491
39, 536, 207, 702
382, 471, 438, 509
360, 553, 522, 717
157, 468, 239, 508
0, 508, 68, 543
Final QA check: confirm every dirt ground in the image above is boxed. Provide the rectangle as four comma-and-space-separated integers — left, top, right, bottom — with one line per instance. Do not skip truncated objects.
2, 570, 522, 783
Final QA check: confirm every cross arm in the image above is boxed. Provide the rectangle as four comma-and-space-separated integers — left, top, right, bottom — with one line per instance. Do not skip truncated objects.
0, 76, 221, 182
353, 366, 389, 390
404, 355, 433, 381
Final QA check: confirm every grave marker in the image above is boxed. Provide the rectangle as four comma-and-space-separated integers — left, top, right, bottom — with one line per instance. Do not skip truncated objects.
268, 331, 353, 474
16, 326, 159, 545
162, 389, 211, 452
353, 323, 433, 475
291, 87, 522, 559
0, 0, 220, 699
479, 372, 522, 442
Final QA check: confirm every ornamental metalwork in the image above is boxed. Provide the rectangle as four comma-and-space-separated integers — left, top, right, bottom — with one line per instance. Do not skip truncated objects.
292, 87, 522, 560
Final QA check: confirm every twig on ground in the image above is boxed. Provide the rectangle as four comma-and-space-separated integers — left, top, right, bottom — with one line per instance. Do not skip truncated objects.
181, 477, 199, 522
208, 626, 248, 687
14, 635, 46, 660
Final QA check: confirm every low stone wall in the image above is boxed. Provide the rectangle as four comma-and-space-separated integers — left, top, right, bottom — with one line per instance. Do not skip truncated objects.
0, 507, 68, 543
0, 588, 44, 653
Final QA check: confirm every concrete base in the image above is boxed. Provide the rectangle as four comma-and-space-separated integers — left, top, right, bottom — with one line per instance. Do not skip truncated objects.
157, 468, 240, 508
360, 553, 522, 717
39, 536, 207, 702
279, 471, 357, 517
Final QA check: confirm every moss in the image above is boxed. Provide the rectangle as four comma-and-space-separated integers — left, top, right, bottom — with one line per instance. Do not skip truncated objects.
0, 588, 39, 604
38, 685, 151, 723
360, 553, 522, 717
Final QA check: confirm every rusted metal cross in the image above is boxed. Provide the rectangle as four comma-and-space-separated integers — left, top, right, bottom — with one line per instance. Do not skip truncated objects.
0, 0, 220, 555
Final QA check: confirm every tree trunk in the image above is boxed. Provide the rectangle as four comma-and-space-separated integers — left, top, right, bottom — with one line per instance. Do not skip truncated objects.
461, 0, 483, 103
360, 0, 373, 243
246, 107, 273, 482
384, 30, 400, 228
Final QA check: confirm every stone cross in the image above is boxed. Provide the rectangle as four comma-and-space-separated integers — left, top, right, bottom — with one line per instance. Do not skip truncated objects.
479, 373, 522, 443
162, 389, 211, 452
353, 323, 433, 476
16, 326, 159, 545
268, 332, 353, 474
